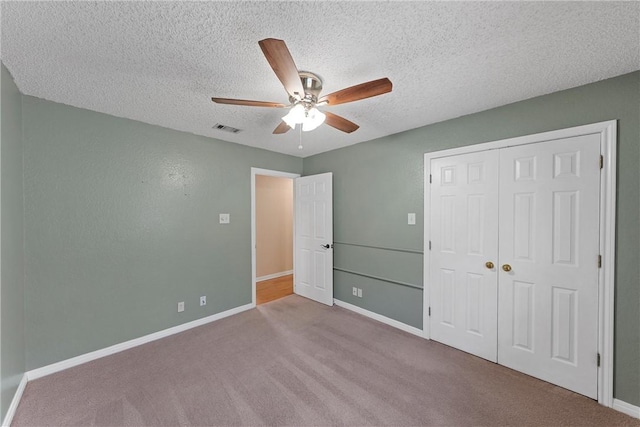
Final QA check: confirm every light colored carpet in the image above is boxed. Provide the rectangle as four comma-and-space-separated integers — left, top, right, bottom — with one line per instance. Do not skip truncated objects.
13, 295, 639, 426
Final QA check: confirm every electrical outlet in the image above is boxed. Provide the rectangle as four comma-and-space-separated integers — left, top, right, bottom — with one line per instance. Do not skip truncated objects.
357, 288, 363, 298
352, 287, 358, 296
177, 301, 185, 312
200, 296, 206, 306
219, 213, 230, 224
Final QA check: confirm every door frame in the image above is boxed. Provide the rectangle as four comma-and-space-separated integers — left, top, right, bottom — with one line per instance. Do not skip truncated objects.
423, 120, 617, 407
250, 167, 300, 307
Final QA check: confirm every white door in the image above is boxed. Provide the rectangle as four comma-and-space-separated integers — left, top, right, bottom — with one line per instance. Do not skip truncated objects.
497, 135, 601, 398
429, 151, 500, 362
294, 173, 333, 306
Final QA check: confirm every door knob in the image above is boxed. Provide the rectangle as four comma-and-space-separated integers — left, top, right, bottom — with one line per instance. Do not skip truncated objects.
321, 244, 331, 249
485, 261, 494, 269
502, 264, 512, 272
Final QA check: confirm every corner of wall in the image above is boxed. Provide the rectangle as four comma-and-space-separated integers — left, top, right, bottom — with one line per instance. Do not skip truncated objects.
0, 60, 27, 423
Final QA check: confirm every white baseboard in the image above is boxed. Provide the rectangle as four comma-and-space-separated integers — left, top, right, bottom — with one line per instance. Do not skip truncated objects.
2, 374, 27, 427
256, 270, 293, 282
334, 299, 424, 338
613, 399, 640, 418
27, 302, 254, 381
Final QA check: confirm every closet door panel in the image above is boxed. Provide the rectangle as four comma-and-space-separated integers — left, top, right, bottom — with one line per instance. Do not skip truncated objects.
429, 150, 499, 362
497, 135, 601, 399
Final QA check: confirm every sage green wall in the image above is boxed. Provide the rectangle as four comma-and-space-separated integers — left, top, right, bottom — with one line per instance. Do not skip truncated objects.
304, 71, 640, 405
22, 96, 302, 370
1, 63, 25, 420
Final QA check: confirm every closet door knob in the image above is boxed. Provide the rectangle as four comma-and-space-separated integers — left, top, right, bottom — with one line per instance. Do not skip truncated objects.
485, 261, 494, 269
502, 264, 512, 272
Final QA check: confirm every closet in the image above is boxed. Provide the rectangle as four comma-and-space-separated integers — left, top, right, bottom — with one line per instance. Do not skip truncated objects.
425, 123, 614, 401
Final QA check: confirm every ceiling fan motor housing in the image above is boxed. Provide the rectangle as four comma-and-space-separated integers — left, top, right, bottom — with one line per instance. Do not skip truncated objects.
297, 71, 323, 103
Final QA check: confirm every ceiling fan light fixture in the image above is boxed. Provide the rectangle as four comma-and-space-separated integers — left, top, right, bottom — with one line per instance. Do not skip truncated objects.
302, 107, 326, 132
282, 104, 305, 128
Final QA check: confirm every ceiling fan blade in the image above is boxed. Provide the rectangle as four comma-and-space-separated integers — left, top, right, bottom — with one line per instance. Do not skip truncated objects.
324, 111, 359, 133
258, 38, 305, 99
273, 121, 291, 134
319, 78, 392, 106
211, 98, 286, 108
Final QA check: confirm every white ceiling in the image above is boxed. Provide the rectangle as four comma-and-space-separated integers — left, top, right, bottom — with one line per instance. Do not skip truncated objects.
1, 2, 638, 158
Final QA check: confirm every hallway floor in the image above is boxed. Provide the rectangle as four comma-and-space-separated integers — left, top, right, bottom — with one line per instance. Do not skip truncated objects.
256, 274, 293, 305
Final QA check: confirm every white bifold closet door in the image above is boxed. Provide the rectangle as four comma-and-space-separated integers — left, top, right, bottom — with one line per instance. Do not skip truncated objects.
429, 134, 601, 399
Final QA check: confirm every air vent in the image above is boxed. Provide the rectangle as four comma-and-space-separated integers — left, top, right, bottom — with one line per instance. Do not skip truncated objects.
213, 123, 242, 133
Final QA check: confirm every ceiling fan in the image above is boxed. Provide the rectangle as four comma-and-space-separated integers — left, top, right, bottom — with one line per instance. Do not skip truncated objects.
212, 38, 392, 134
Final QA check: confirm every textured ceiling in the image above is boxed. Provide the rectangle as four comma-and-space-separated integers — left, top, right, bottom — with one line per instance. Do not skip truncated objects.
1, 2, 638, 157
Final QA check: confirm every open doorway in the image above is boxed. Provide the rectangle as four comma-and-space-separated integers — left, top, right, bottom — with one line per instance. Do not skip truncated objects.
251, 168, 300, 306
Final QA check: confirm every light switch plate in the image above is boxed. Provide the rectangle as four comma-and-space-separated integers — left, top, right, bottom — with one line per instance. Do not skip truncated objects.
219, 213, 230, 224
408, 213, 416, 225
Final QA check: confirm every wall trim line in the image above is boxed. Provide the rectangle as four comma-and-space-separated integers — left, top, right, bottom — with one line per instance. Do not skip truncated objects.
256, 270, 293, 282
334, 299, 423, 338
1, 374, 27, 427
26, 303, 254, 381
333, 267, 422, 290
333, 241, 423, 255
613, 399, 640, 419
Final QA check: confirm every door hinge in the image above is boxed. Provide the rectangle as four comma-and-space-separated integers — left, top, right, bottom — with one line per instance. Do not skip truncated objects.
428, 307, 431, 317
597, 353, 601, 367
429, 240, 431, 250
600, 155, 604, 169
429, 174, 432, 184
598, 255, 602, 268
